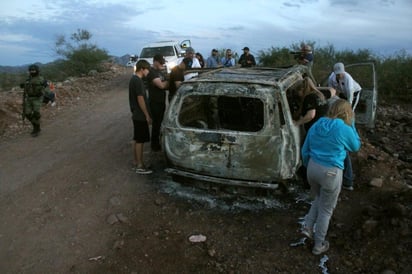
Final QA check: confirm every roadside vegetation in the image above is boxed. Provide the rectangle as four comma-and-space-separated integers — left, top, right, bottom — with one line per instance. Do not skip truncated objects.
258, 42, 412, 103
0, 34, 410, 103
0, 29, 109, 91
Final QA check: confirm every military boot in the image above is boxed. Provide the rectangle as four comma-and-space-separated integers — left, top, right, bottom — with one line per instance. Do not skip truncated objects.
31, 124, 41, 137
30, 122, 36, 135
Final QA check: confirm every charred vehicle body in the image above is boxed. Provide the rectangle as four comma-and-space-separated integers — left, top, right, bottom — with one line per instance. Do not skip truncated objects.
162, 64, 377, 190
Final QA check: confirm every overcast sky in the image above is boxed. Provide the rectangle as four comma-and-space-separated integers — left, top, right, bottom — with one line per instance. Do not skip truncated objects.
1, 0, 411, 66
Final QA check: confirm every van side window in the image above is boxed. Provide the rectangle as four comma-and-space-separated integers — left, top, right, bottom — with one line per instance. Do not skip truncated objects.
178, 95, 264, 132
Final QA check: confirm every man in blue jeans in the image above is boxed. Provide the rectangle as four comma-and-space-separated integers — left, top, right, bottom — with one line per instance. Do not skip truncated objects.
325, 86, 355, 191
342, 152, 354, 190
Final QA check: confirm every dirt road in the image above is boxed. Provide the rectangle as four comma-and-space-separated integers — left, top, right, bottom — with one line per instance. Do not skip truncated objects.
0, 73, 148, 272
0, 71, 411, 274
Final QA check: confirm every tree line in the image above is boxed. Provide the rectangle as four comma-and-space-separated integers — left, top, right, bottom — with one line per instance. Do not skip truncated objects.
258, 42, 411, 103
0, 29, 109, 91
1, 30, 411, 103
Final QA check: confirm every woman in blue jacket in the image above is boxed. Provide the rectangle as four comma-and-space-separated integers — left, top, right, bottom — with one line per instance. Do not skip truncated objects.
301, 99, 361, 255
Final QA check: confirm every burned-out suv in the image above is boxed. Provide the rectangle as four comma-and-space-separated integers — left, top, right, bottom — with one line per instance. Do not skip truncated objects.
162, 64, 377, 190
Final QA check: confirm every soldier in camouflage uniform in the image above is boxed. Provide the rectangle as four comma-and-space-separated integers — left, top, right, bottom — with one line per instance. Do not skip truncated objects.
21, 64, 47, 137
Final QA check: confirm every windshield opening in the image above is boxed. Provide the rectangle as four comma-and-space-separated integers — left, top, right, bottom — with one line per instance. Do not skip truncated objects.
178, 95, 264, 132
140, 46, 175, 58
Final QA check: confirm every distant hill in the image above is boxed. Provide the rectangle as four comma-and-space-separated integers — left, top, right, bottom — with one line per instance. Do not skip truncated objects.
0, 65, 28, 74
0, 55, 131, 74
110, 55, 131, 66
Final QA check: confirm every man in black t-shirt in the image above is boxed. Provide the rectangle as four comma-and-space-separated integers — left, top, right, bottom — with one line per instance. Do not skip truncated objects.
238, 47, 256, 67
129, 60, 152, 174
147, 54, 169, 151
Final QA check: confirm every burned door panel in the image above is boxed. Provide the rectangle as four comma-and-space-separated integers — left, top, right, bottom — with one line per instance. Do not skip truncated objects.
345, 62, 378, 128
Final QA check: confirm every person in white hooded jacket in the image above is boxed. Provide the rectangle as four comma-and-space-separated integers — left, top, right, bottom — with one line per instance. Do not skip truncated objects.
328, 62, 362, 111
301, 99, 361, 255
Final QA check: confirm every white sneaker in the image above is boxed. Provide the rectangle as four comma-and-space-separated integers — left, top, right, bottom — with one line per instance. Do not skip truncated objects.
135, 167, 153, 175
342, 185, 354, 191
301, 227, 313, 239
312, 241, 329, 255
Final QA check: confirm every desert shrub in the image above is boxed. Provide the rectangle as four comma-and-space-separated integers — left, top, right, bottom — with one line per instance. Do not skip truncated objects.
0, 72, 26, 91
376, 50, 412, 102
54, 29, 110, 76
257, 43, 412, 103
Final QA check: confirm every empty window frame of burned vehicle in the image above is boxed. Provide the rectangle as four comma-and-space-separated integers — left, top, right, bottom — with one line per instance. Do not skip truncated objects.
177, 83, 277, 132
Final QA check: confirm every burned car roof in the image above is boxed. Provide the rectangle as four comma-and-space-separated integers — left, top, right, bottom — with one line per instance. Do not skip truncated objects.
184, 66, 307, 88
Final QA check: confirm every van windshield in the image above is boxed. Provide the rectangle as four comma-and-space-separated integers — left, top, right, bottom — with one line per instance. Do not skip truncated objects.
140, 46, 175, 58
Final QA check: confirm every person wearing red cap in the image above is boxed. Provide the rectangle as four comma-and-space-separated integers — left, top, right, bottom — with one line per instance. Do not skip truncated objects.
238, 47, 256, 67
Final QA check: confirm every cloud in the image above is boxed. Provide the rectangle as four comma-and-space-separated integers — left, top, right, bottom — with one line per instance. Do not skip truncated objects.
0, 33, 34, 43
0, 0, 411, 66
282, 2, 300, 8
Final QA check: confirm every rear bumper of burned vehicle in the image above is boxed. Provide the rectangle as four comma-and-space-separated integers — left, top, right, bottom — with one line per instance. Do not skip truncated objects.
164, 167, 280, 190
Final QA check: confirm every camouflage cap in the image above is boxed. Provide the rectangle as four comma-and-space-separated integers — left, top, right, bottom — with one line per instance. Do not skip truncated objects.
28, 64, 39, 72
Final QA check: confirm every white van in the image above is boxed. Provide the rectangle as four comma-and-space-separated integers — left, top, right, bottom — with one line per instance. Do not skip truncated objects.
139, 40, 191, 73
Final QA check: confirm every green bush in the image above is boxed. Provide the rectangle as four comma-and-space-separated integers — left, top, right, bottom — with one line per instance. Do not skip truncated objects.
376, 50, 412, 102
54, 29, 110, 76
257, 43, 412, 103
0, 72, 26, 91
0, 29, 109, 91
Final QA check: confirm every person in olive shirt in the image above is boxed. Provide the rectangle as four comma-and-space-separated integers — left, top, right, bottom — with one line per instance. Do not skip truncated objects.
20, 64, 47, 137
146, 54, 169, 152
238, 47, 256, 67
